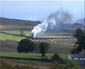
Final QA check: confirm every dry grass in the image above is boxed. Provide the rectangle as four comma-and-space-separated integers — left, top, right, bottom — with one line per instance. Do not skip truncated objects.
2, 58, 52, 69
0, 38, 75, 54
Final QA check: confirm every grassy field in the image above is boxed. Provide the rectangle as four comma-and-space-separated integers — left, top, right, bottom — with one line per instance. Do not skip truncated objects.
0, 52, 53, 59
0, 30, 31, 40
0, 52, 84, 69
3, 30, 31, 36
48, 39, 75, 54
0, 52, 68, 59
0, 38, 75, 53
0, 33, 25, 40
0, 30, 74, 40
81, 67, 85, 69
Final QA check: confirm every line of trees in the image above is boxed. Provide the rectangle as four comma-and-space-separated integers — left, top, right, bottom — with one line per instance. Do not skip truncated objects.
17, 39, 50, 57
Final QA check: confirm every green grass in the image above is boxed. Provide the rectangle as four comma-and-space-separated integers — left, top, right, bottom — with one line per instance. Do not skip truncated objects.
0, 52, 53, 59
0, 30, 73, 40
4, 30, 22, 34
0, 30, 31, 40
0, 52, 84, 69
2, 25, 33, 30
0, 52, 69, 59
3, 30, 31, 36
0, 33, 25, 40
80, 67, 85, 69
59, 54, 68, 59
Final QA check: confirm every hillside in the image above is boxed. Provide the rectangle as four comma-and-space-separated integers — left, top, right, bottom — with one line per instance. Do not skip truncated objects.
0, 17, 41, 26
0, 17, 41, 30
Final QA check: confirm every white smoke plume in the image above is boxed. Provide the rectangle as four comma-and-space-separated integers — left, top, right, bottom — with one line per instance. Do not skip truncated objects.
31, 21, 48, 38
32, 8, 72, 38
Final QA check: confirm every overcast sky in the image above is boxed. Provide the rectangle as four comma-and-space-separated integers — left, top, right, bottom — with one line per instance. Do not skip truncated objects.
0, 0, 84, 21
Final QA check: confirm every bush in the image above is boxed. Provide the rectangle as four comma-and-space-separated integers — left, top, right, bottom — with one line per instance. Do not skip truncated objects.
65, 60, 80, 69
50, 59, 80, 69
51, 54, 60, 61
17, 39, 35, 53
0, 59, 14, 69
51, 54, 65, 64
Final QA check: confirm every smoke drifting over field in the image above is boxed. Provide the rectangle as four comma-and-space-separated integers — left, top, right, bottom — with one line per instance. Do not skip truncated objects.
32, 9, 72, 38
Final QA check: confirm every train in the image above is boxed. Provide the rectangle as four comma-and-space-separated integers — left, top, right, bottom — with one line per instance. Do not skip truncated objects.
31, 33, 73, 39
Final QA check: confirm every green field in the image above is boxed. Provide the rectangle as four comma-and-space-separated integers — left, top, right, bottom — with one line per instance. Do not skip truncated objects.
0, 30, 31, 40
0, 38, 74, 53
0, 52, 68, 59
0, 52, 84, 69
0, 52, 53, 59
0, 30, 74, 40
3, 30, 31, 36
81, 67, 85, 69
0, 33, 25, 40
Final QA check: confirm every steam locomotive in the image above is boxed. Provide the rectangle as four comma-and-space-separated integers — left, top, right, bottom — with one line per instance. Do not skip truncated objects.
31, 33, 73, 39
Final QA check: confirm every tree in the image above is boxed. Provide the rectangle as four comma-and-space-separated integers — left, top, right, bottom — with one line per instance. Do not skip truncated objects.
51, 54, 60, 61
17, 39, 35, 53
39, 42, 49, 57
73, 28, 83, 41
51, 54, 65, 64
71, 28, 85, 54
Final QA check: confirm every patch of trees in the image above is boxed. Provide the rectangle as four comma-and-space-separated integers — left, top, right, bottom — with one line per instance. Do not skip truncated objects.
71, 28, 85, 54
17, 39, 50, 57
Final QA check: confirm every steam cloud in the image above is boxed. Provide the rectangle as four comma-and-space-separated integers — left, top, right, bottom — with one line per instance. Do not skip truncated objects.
32, 9, 72, 38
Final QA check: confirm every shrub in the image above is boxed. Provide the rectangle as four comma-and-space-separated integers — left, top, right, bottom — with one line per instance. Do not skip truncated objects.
17, 39, 35, 53
0, 59, 14, 69
51, 54, 65, 64
50, 59, 80, 69
51, 54, 60, 61
65, 60, 80, 69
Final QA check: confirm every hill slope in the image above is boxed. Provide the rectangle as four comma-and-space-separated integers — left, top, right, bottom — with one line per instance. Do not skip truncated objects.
0, 17, 41, 26
0, 17, 41, 30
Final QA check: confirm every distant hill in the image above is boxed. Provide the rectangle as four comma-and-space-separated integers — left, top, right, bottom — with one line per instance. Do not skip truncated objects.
0, 17, 41, 26
75, 18, 85, 24
0, 17, 41, 31
0, 17, 84, 31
